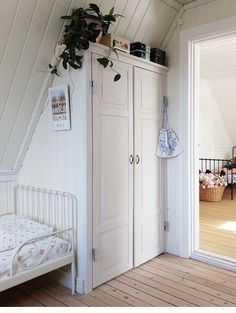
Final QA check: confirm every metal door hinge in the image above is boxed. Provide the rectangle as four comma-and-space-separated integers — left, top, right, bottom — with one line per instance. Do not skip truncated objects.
92, 248, 98, 262
90, 80, 96, 94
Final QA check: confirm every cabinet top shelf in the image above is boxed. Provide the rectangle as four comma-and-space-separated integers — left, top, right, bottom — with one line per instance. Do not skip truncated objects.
87, 43, 169, 75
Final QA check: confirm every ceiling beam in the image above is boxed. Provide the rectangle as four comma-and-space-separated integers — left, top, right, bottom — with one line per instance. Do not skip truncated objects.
162, 0, 182, 11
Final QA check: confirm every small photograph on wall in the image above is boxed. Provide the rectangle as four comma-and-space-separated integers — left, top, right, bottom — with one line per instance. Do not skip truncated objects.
49, 85, 71, 131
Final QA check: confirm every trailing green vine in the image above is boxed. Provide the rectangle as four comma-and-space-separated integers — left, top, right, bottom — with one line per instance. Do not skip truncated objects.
49, 3, 123, 81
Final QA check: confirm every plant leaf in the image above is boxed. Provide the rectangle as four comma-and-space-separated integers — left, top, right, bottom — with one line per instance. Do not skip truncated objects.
97, 57, 109, 68
62, 59, 68, 70
69, 61, 80, 69
103, 15, 116, 22
109, 7, 114, 15
51, 68, 59, 76
61, 15, 73, 19
89, 3, 100, 14
114, 14, 125, 18
113, 48, 119, 60
114, 73, 121, 82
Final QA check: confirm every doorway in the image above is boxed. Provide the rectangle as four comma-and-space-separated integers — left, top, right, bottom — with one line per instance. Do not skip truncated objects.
179, 16, 236, 270
199, 35, 236, 260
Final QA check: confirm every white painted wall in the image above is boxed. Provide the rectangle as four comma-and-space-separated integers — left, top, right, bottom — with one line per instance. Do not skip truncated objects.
19, 60, 90, 292
0, 180, 16, 215
199, 79, 233, 160
165, 0, 236, 255
0, 0, 72, 175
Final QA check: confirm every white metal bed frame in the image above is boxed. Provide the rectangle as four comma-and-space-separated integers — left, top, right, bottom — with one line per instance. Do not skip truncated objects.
0, 184, 77, 294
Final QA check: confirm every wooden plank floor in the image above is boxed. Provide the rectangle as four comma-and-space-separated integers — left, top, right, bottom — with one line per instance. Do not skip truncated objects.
2, 253, 236, 307
200, 187, 236, 259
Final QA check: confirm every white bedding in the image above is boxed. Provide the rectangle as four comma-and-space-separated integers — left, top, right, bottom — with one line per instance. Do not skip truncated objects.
0, 236, 70, 281
0, 215, 70, 282
0, 215, 53, 252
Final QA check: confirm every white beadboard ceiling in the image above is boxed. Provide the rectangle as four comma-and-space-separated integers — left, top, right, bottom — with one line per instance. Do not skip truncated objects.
0, 0, 185, 175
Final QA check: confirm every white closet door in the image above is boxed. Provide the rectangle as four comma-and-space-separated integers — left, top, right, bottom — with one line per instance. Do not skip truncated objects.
134, 67, 165, 267
92, 54, 133, 288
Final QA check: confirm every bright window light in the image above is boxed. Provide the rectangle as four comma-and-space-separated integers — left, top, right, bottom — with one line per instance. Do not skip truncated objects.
218, 222, 236, 232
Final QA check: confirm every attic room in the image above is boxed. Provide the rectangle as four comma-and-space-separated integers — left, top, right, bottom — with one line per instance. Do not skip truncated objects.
2, 0, 236, 309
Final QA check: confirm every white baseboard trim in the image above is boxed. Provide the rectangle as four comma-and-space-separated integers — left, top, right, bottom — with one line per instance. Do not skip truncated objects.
48, 270, 85, 294
76, 278, 85, 294
191, 250, 236, 272
165, 244, 180, 256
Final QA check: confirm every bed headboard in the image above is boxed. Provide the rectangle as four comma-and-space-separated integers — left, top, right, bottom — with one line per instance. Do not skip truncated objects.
14, 185, 77, 236
199, 158, 229, 173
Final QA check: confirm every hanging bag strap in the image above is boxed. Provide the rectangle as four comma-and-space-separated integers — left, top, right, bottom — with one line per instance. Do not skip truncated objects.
162, 96, 170, 129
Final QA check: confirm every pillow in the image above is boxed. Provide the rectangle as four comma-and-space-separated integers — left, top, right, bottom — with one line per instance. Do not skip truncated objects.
0, 215, 53, 252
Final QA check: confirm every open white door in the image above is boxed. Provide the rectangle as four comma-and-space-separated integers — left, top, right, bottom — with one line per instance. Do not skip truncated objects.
92, 54, 134, 288
134, 67, 165, 267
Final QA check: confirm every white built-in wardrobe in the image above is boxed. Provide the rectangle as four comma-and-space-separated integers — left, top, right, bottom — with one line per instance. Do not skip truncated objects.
90, 46, 168, 287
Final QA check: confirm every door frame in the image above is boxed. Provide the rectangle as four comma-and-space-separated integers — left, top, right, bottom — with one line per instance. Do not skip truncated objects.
179, 16, 236, 264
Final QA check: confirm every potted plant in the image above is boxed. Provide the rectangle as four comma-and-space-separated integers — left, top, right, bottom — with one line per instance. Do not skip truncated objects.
49, 3, 123, 81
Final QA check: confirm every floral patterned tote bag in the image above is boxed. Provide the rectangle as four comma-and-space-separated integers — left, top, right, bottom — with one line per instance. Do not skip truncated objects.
156, 98, 183, 158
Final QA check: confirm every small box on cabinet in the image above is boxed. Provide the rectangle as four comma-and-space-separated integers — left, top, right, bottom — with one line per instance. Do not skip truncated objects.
100, 34, 130, 53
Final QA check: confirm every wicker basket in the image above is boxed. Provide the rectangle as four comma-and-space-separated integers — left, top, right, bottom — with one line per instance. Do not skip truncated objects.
199, 185, 225, 202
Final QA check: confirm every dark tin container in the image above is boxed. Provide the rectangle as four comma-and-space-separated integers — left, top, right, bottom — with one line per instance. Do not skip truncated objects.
131, 42, 151, 53
150, 55, 166, 66
151, 48, 166, 59
130, 50, 150, 61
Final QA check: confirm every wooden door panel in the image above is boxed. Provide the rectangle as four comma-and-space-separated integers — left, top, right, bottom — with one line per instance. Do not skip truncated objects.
141, 120, 159, 211
99, 225, 131, 278
134, 67, 165, 267
100, 116, 130, 222
92, 54, 133, 288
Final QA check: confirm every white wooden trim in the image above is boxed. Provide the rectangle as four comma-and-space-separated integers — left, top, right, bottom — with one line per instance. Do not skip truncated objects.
0, 175, 17, 182
84, 52, 93, 294
161, 7, 185, 49
179, 17, 236, 261
191, 250, 236, 272
184, 0, 215, 10
162, 0, 182, 11
165, 243, 180, 256
0, 170, 17, 176
76, 278, 85, 294
49, 266, 85, 294
161, 0, 218, 50
87, 43, 169, 75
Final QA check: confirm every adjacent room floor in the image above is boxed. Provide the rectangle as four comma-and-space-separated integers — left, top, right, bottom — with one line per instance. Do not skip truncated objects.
2, 254, 236, 307
200, 187, 236, 259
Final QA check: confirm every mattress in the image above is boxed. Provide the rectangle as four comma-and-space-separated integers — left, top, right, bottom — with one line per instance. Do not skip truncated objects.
0, 215, 70, 281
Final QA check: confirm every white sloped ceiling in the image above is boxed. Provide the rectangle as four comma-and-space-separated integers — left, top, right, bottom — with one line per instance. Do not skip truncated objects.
0, 0, 190, 175
0, 0, 72, 175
